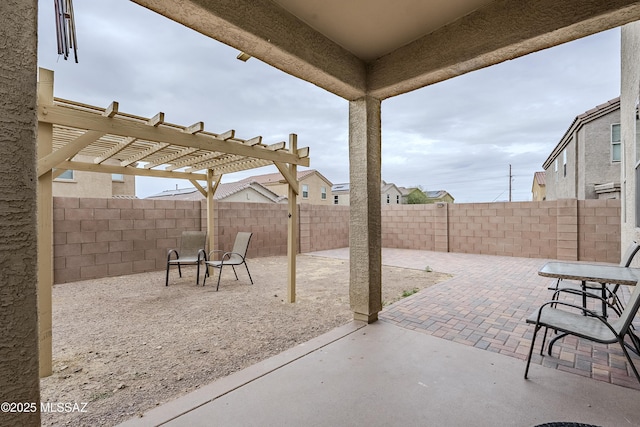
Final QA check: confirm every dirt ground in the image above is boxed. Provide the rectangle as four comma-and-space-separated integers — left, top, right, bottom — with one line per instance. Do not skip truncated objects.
40, 254, 451, 426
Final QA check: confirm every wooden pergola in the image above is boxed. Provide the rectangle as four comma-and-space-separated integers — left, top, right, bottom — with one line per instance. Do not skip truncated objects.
36, 68, 310, 376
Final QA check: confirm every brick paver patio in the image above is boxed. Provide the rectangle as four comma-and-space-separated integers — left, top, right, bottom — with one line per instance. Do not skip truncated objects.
310, 248, 640, 390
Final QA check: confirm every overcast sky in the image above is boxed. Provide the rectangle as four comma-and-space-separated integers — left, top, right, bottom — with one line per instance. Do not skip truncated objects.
37, 0, 621, 203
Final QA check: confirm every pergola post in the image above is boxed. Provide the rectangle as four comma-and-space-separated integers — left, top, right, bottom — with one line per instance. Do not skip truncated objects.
37, 68, 54, 377
287, 134, 298, 303
349, 96, 382, 323
206, 170, 220, 256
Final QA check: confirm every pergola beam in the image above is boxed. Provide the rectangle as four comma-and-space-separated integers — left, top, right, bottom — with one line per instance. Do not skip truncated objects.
184, 142, 286, 172
143, 147, 198, 169
56, 160, 208, 181
120, 142, 169, 166
274, 162, 299, 195
38, 104, 309, 166
190, 179, 208, 197
94, 136, 137, 164
37, 130, 105, 177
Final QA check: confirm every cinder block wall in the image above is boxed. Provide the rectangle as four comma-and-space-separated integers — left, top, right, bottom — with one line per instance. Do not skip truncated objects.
577, 199, 621, 262
448, 201, 559, 258
300, 204, 350, 252
206, 202, 289, 258
381, 204, 437, 251
54, 197, 202, 283
381, 199, 620, 262
53, 197, 621, 284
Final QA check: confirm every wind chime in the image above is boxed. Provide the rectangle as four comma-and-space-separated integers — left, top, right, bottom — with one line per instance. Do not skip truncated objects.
54, 0, 78, 63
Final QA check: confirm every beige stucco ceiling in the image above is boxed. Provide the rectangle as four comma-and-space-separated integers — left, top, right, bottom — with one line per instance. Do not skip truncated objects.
271, 0, 495, 60
131, 0, 640, 100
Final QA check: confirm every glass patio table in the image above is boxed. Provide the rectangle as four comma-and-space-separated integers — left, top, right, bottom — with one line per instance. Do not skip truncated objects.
538, 261, 640, 354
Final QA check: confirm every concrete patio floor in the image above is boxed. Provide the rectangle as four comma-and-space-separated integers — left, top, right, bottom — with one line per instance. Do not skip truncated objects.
119, 249, 640, 426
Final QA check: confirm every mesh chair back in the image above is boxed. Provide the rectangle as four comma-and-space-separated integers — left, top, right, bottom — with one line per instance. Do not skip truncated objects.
180, 231, 207, 258
621, 241, 640, 267
612, 281, 640, 334
227, 232, 252, 264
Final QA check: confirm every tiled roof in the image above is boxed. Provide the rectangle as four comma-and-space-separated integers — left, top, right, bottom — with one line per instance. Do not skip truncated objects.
534, 171, 546, 186
542, 97, 620, 169
145, 181, 284, 202
239, 169, 330, 185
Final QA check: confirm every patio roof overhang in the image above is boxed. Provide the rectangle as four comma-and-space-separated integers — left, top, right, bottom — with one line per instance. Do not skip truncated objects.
36, 67, 307, 376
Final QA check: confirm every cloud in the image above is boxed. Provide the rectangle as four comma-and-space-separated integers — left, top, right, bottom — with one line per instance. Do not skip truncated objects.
38, 0, 621, 202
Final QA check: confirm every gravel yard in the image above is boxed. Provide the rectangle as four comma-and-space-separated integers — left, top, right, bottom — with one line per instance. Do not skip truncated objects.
40, 253, 451, 426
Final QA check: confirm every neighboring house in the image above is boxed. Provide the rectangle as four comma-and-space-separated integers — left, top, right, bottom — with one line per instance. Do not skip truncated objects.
333, 181, 436, 205
425, 190, 455, 204
239, 169, 333, 205
531, 171, 546, 201
542, 97, 621, 200
381, 180, 403, 205
145, 181, 286, 203
53, 155, 136, 198
332, 183, 350, 205
398, 186, 421, 204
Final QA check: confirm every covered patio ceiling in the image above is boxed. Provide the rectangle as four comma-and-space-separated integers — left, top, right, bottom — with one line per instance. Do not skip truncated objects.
131, 0, 640, 100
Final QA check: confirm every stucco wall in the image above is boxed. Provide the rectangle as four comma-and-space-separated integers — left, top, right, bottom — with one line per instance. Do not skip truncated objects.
621, 22, 640, 264
0, 1, 40, 425
582, 111, 621, 199
545, 108, 621, 201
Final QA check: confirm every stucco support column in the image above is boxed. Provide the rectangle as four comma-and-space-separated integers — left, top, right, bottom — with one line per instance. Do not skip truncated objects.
0, 1, 41, 425
349, 96, 382, 323
37, 69, 54, 377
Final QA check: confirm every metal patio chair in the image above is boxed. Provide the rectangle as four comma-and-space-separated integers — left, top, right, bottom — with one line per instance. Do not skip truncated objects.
524, 280, 640, 383
165, 231, 207, 286
203, 232, 253, 291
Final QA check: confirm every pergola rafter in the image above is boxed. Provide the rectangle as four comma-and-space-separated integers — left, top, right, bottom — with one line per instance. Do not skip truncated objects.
36, 67, 307, 377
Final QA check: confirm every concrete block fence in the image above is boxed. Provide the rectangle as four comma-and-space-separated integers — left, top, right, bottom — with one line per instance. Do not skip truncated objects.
53, 197, 620, 284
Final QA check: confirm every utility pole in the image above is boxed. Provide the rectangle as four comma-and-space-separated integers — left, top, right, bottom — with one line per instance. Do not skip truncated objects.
509, 164, 512, 202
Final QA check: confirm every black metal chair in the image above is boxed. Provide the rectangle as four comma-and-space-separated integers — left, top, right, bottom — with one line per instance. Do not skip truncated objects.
165, 231, 207, 286
524, 280, 640, 383
203, 232, 253, 291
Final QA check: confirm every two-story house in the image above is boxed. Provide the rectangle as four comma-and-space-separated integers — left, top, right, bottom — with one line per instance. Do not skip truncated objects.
53, 155, 136, 198
239, 169, 333, 205
542, 97, 621, 200
531, 171, 546, 201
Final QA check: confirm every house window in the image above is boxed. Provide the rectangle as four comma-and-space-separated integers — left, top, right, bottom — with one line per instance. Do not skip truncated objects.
386, 194, 390, 204
554, 159, 558, 182
612, 123, 621, 162
112, 173, 124, 182
302, 184, 309, 198
562, 150, 567, 177
321, 186, 326, 200
56, 169, 74, 180
396, 195, 400, 204
334, 195, 339, 205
